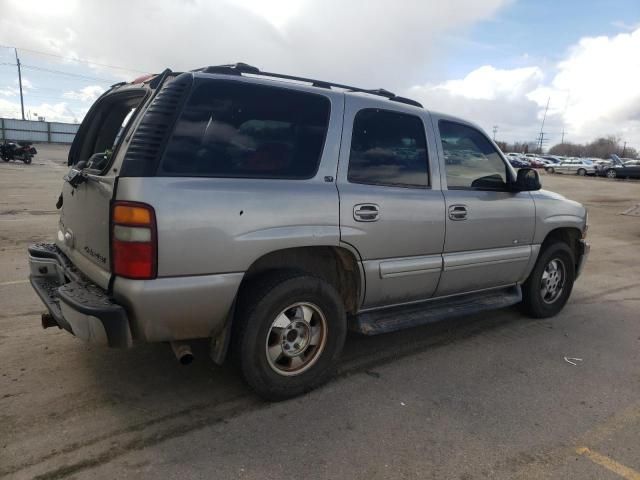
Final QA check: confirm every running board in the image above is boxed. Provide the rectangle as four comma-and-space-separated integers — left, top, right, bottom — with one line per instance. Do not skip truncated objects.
351, 286, 522, 335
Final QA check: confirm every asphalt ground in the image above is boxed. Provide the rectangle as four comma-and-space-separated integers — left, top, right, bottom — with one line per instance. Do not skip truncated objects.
1, 145, 639, 479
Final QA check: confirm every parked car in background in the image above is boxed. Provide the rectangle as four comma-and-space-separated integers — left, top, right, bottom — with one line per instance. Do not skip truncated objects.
546, 158, 596, 176
598, 154, 640, 179
508, 157, 530, 168
525, 156, 546, 168
541, 156, 561, 164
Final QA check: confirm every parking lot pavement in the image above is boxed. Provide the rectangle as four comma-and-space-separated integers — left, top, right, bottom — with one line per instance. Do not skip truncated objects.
1, 145, 639, 480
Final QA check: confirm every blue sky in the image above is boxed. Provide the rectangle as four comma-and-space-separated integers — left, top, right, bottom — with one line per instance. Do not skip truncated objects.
442, 0, 640, 77
0, 0, 638, 146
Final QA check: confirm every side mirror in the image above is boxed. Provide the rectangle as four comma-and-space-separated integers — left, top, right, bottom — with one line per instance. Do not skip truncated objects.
513, 168, 541, 191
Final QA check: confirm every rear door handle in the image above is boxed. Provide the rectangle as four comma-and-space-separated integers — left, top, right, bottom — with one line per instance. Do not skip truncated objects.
354, 203, 380, 222
448, 204, 468, 221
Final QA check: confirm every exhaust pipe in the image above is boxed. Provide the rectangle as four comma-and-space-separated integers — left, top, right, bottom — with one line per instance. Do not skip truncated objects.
170, 341, 194, 365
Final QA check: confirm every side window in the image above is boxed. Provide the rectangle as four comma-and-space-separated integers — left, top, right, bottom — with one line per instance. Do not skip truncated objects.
348, 109, 429, 188
439, 120, 509, 190
160, 81, 331, 179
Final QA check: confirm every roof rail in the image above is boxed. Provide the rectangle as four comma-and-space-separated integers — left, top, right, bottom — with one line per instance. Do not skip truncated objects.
192, 63, 423, 108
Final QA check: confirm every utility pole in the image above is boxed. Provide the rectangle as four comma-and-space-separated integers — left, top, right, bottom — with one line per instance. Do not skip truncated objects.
15, 48, 25, 121
538, 97, 550, 153
492, 125, 498, 141
622, 141, 627, 157
561, 129, 565, 144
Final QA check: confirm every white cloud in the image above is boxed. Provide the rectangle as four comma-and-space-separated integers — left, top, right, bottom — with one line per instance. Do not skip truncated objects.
0, 97, 81, 122
528, 28, 640, 143
0, 0, 509, 86
63, 85, 105, 102
408, 28, 640, 147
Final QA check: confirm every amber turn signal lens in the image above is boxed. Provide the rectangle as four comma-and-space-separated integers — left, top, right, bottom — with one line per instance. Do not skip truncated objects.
112, 205, 152, 225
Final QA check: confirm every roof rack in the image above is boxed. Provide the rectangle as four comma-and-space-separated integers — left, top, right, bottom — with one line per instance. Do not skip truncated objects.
192, 63, 423, 108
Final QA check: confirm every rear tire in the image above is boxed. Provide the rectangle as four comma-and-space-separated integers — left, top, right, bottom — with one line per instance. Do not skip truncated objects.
521, 242, 575, 318
233, 271, 347, 401
577, 168, 586, 176
606, 169, 617, 179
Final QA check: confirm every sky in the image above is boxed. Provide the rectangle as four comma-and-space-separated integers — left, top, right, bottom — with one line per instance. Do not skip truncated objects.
0, 0, 638, 148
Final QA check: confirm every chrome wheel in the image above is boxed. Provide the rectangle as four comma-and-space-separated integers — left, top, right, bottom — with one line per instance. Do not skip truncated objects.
265, 302, 327, 376
540, 258, 566, 304
606, 169, 617, 178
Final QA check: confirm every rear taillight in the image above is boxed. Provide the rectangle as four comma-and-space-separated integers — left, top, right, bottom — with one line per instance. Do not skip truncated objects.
110, 201, 157, 279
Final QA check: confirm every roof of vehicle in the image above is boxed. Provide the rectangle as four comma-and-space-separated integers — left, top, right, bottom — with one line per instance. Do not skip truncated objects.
128, 63, 492, 140
191, 63, 425, 109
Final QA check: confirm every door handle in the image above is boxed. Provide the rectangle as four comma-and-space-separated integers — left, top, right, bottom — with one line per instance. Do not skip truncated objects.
353, 203, 380, 222
448, 204, 468, 221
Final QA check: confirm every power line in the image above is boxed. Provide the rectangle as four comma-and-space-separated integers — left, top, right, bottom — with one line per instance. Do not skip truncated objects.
0, 44, 149, 75
20, 64, 114, 83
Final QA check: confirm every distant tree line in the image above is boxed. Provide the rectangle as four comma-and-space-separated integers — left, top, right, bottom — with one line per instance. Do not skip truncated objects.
496, 135, 637, 159
495, 141, 537, 154
548, 136, 637, 159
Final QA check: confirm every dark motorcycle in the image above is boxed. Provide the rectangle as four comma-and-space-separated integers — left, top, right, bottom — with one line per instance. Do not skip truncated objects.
1, 141, 37, 164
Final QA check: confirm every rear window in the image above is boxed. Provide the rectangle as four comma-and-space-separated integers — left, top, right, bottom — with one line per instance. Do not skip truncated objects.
160, 80, 331, 179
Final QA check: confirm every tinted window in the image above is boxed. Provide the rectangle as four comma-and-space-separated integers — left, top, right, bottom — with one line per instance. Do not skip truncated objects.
348, 109, 429, 188
439, 121, 509, 190
160, 81, 330, 178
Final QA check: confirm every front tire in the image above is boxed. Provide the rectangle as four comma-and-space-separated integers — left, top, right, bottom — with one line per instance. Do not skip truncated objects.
606, 169, 617, 179
233, 271, 347, 401
521, 242, 575, 318
577, 168, 586, 176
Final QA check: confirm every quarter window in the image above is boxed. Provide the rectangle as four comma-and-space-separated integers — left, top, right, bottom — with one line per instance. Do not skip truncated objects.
439, 121, 509, 190
348, 109, 429, 188
160, 81, 331, 179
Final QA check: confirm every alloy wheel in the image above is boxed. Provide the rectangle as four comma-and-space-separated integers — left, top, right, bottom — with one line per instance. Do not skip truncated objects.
540, 258, 566, 304
265, 302, 327, 376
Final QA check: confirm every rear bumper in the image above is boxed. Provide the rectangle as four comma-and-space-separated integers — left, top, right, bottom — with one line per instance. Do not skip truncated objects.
28, 243, 132, 348
576, 239, 590, 278
28, 243, 244, 346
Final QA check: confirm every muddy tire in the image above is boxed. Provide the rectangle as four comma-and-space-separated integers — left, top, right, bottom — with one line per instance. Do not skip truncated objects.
233, 271, 346, 401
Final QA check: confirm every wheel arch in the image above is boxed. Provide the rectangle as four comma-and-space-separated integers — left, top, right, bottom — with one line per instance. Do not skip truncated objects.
540, 226, 583, 271
240, 245, 364, 315
210, 245, 364, 365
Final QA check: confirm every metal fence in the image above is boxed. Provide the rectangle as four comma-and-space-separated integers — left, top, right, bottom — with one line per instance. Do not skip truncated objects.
0, 118, 79, 144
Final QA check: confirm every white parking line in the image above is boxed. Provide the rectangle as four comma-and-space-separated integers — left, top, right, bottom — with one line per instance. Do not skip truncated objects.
0, 279, 29, 286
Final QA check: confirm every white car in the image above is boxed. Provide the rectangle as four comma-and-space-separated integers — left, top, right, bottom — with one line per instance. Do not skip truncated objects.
546, 158, 596, 176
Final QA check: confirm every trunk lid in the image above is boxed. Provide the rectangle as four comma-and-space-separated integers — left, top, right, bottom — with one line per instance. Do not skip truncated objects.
56, 85, 150, 289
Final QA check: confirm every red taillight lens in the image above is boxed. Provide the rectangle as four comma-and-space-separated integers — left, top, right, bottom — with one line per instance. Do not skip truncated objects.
113, 241, 154, 279
110, 202, 157, 280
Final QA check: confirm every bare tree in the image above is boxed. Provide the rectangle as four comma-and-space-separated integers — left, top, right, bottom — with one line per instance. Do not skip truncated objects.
548, 136, 637, 159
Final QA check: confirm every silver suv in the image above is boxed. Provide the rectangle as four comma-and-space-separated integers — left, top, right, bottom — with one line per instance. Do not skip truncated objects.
28, 64, 589, 400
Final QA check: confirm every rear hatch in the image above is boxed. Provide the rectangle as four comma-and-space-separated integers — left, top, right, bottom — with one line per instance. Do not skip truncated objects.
56, 83, 151, 289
